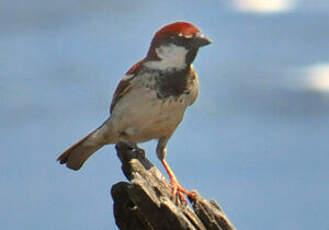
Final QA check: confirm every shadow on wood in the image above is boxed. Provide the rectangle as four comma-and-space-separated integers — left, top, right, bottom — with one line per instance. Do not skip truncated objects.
111, 142, 236, 230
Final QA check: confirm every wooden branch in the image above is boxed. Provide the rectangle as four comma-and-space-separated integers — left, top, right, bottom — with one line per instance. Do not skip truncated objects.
111, 142, 236, 230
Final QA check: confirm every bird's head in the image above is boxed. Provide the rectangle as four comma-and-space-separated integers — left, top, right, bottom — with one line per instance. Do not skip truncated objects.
145, 22, 212, 70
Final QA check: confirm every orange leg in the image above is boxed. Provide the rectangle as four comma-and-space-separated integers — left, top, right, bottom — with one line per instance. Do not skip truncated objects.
161, 159, 196, 204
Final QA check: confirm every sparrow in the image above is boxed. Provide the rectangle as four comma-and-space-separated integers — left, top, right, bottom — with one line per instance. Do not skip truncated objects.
57, 21, 212, 203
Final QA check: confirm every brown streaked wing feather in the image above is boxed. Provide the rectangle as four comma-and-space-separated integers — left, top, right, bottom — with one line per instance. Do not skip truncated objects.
188, 66, 199, 106
110, 78, 133, 113
110, 60, 143, 113
126, 60, 143, 75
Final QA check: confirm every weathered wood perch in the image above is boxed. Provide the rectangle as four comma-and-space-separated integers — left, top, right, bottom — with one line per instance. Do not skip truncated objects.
111, 142, 236, 230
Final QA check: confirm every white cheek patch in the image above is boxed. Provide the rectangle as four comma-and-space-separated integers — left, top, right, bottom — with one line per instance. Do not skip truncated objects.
145, 44, 188, 71
156, 44, 188, 61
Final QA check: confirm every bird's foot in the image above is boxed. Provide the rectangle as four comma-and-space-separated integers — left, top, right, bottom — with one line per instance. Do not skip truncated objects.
127, 143, 145, 159
117, 142, 145, 160
160, 159, 196, 205
170, 177, 196, 205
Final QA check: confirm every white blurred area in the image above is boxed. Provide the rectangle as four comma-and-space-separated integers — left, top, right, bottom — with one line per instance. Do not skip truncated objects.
303, 63, 329, 92
283, 63, 329, 93
231, 0, 297, 13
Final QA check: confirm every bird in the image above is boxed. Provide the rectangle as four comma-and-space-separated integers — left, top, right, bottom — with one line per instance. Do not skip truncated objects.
57, 21, 212, 203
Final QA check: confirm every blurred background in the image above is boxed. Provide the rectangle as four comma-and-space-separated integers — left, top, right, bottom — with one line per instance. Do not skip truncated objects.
1, 0, 329, 229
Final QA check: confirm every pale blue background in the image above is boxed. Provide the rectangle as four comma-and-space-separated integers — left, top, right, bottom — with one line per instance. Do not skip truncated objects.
1, 1, 329, 229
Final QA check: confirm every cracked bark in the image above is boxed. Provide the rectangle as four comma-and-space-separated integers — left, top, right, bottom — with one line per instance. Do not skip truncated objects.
111, 142, 236, 230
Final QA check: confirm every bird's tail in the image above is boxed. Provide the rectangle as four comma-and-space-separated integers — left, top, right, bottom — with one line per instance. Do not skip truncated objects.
57, 122, 116, 170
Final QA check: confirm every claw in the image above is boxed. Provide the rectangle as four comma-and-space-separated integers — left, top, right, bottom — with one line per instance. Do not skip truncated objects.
161, 159, 196, 205
170, 178, 186, 204
126, 142, 145, 158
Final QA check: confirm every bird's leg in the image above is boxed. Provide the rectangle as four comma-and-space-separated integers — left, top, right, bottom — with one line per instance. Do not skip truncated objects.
118, 131, 145, 156
161, 158, 196, 204
123, 142, 145, 158
157, 136, 196, 204
130, 143, 145, 155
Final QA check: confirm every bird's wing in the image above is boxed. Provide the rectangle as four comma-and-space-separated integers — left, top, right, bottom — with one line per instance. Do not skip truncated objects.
187, 65, 199, 106
110, 60, 143, 113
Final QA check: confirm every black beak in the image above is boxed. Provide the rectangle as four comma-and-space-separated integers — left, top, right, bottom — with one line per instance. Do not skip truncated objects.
192, 32, 212, 47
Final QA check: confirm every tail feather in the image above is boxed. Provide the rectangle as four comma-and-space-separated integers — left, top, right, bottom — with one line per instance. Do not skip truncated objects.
57, 123, 116, 170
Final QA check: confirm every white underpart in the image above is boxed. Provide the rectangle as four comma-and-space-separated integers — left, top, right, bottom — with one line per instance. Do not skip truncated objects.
145, 44, 188, 71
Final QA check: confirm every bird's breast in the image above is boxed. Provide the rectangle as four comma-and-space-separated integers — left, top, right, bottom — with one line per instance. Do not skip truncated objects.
110, 87, 188, 142
109, 67, 199, 143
